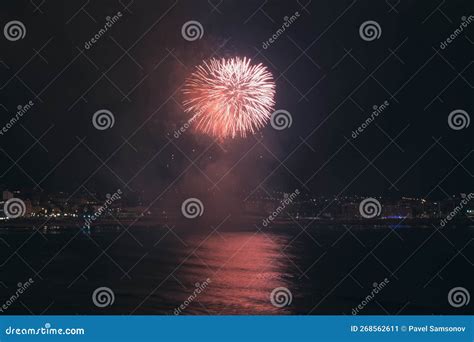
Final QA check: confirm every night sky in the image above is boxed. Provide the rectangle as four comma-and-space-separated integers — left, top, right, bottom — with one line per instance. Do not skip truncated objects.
0, 0, 472, 199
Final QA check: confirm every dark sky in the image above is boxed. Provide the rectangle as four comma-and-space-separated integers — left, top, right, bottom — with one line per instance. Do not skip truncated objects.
0, 0, 472, 199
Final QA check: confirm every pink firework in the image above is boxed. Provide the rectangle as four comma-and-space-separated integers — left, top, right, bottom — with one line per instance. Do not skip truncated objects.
182, 57, 276, 139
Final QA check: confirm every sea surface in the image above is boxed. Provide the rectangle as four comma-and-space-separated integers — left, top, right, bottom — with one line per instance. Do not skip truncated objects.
0, 221, 473, 315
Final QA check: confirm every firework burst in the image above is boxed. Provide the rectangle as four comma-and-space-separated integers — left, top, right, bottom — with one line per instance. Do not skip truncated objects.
182, 57, 276, 139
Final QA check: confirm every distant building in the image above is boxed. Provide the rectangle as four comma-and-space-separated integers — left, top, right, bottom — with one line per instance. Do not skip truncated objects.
466, 209, 474, 218
116, 206, 151, 218
381, 205, 413, 219
341, 203, 360, 219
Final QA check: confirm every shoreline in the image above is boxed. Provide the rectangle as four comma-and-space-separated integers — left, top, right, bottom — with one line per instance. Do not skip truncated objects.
0, 216, 472, 229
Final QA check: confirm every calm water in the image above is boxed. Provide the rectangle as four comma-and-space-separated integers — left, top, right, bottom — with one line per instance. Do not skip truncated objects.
0, 222, 473, 315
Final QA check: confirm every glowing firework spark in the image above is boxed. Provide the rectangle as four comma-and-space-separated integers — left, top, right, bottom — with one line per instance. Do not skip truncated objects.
182, 57, 276, 139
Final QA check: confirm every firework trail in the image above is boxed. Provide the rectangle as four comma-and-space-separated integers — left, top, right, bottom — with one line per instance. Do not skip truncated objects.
182, 57, 276, 139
